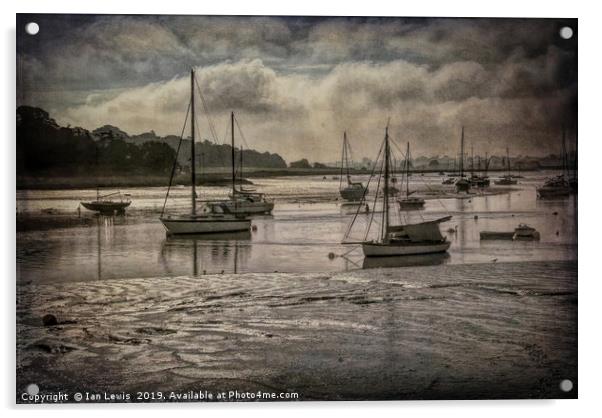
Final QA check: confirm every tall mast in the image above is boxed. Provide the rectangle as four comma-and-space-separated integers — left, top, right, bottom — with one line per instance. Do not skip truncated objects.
405, 142, 410, 198
339, 132, 345, 191
471, 144, 474, 175
459, 126, 464, 177
506, 146, 510, 175
344, 131, 351, 185
382, 126, 390, 241
231, 111, 236, 195
190, 69, 196, 215
485, 152, 489, 175
240, 145, 244, 190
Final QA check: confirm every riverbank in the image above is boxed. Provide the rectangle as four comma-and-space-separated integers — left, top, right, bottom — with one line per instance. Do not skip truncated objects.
16, 260, 577, 402
18, 168, 544, 190
16, 174, 254, 190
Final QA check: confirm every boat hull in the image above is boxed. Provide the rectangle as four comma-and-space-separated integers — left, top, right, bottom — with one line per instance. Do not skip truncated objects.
160, 217, 251, 235
81, 201, 131, 213
494, 179, 517, 185
397, 199, 425, 210
340, 187, 366, 201
537, 187, 570, 198
216, 200, 274, 215
362, 241, 451, 257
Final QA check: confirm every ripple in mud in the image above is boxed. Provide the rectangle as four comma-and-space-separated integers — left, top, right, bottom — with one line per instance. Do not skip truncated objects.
135, 327, 177, 336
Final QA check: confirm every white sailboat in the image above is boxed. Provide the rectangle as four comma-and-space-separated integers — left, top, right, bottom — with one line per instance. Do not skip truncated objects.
204, 112, 274, 215
160, 69, 251, 235
345, 124, 451, 258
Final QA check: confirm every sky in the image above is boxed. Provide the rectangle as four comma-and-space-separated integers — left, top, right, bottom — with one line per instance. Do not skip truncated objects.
17, 14, 577, 163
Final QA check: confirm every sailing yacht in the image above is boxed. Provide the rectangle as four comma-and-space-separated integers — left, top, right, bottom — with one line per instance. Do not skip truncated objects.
494, 147, 518, 185
345, 124, 451, 258
455, 127, 471, 192
339, 131, 368, 201
160, 69, 251, 235
204, 112, 274, 215
537, 127, 572, 198
397, 142, 425, 210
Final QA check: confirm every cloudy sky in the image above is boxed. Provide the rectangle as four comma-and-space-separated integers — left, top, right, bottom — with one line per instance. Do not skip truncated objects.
17, 14, 577, 162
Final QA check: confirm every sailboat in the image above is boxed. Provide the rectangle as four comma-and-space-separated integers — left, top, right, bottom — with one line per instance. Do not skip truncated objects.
455, 127, 471, 192
159, 69, 251, 235
494, 147, 518, 185
397, 142, 425, 210
339, 131, 368, 201
537, 127, 571, 198
81, 189, 131, 214
346, 124, 451, 257
204, 112, 274, 215
468, 147, 490, 188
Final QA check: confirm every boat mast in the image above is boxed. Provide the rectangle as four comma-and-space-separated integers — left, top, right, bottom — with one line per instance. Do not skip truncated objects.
339, 132, 345, 191
484, 152, 489, 176
471, 144, 474, 176
405, 142, 410, 198
506, 146, 510, 176
459, 126, 464, 177
190, 69, 197, 216
344, 131, 351, 185
231, 111, 236, 196
382, 126, 390, 241
240, 145, 243, 191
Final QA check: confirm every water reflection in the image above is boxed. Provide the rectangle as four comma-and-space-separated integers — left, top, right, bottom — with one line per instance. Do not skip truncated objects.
160, 231, 251, 276
362, 252, 450, 270
16, 175, 578, 284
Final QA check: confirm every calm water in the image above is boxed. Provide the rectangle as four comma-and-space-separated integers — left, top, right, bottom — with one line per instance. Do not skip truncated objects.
16, 172, 577, 283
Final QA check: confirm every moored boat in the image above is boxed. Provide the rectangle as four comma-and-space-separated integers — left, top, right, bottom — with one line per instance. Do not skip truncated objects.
494, 147, 517, 185
343, 123, 452, 258
81, 190, 131, 214
339, 131, 368, 201
159, 69, 251, 235
397, 142, 425, 210
204, 112, 274, 215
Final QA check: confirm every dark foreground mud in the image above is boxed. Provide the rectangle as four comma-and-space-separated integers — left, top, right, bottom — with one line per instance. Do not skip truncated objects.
17, 260, 577, 402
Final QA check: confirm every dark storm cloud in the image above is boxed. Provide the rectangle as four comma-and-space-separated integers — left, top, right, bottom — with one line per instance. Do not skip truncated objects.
16, 14, 577, 161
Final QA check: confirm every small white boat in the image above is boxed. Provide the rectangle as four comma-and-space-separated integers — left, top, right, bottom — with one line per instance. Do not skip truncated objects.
209, 193, 274, 215
159, 69, 251, 235
205, 112, 275, 215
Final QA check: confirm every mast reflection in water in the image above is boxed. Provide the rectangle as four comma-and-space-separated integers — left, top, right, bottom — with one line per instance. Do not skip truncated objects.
160, 231, 252, 276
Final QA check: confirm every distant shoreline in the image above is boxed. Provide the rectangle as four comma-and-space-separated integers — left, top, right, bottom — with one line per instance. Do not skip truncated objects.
17, 167, 557, 191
